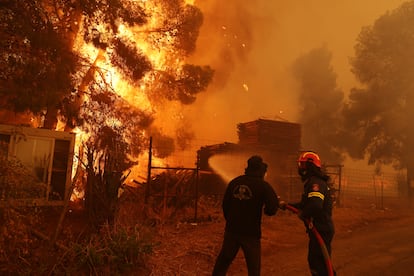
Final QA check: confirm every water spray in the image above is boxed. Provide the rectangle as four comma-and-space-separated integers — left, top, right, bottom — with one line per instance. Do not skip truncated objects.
208, 153, 249, 183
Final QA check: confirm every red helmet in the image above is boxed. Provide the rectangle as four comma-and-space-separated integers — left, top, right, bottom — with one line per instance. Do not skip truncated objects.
298, 151, 321, 169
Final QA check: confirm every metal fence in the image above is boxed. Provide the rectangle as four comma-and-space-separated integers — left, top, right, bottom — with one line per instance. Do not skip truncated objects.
143, 138, 411, 221
284, 166, 409, 210
336, 167, 408, 209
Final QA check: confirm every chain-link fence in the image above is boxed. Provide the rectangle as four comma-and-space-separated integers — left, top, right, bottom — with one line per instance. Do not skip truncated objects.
337, 167, 408, 209
143, 137, 411, 221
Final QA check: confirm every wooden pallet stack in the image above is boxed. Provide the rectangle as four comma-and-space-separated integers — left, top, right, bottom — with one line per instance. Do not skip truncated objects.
196, 119, 302, 197
237, 119, 301, 152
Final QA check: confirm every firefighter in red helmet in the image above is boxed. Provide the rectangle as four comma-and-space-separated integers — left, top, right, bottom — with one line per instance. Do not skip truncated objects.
281, 151, 335, 275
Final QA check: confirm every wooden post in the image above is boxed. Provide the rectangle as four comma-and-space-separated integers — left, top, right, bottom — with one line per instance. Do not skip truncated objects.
337, 165, 342, 207
194, 153, 200, 222
145, 137, 152, 204
51, 169, 79, 246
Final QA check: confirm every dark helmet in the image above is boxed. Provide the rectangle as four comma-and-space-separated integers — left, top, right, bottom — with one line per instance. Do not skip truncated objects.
297, 151, 321, 179
245, 155, 267, 177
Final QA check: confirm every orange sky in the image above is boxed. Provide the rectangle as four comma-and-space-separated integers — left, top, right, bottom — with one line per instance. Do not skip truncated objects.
185, 0, 407, 143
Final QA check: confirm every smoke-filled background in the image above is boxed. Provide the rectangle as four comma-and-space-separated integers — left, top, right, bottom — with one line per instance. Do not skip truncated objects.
185, 0, 406, 155
2, 0, 413, 176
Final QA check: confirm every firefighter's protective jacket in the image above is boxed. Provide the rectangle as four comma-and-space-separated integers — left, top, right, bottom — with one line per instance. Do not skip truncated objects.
291, 175, 334, 233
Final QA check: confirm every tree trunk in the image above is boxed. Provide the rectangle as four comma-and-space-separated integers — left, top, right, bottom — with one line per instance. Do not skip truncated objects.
43, 104, 58, 129
406, 155, 414, 204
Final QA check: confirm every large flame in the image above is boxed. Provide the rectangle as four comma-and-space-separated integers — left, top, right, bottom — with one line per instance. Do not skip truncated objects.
69, 0, 199, 183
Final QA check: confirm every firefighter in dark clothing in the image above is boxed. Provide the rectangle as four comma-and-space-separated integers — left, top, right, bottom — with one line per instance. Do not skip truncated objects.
281, 151, 335, 276
212, 155, 279, 276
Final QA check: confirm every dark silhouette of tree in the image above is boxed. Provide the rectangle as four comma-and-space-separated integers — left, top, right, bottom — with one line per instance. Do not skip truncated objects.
111, 39, 152, 82
150, 64, 214, 104
291, 46, 345, 164
0, 0, 79, 128
156, 1, 204, 56
343, 1, 414, 196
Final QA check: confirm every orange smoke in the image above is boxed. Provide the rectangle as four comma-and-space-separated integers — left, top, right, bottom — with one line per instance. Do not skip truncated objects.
188, 0, 407, 143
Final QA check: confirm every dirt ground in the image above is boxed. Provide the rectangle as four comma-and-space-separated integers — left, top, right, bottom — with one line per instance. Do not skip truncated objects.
3, 196, 412, 275
146, 199, 414, 275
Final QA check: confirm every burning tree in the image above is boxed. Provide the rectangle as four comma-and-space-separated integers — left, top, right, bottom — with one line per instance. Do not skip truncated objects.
0, 0, 214, 226
0, 0, 213, 149
343, 1, 414, 196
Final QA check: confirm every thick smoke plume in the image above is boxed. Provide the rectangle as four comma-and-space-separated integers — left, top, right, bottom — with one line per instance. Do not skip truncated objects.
188, 0, 407, 149
291, 46, 344, 164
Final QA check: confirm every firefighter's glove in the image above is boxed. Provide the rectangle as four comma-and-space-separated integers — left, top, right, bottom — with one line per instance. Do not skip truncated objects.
307, 219, 314, 230
304, 217, 314, 231
278, 201, 287, 210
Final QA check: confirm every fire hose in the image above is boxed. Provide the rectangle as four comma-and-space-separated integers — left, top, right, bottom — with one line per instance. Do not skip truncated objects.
284, 204, 334, 276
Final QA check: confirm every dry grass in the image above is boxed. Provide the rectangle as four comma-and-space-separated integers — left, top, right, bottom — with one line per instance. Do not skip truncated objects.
0, 177, 410, 275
